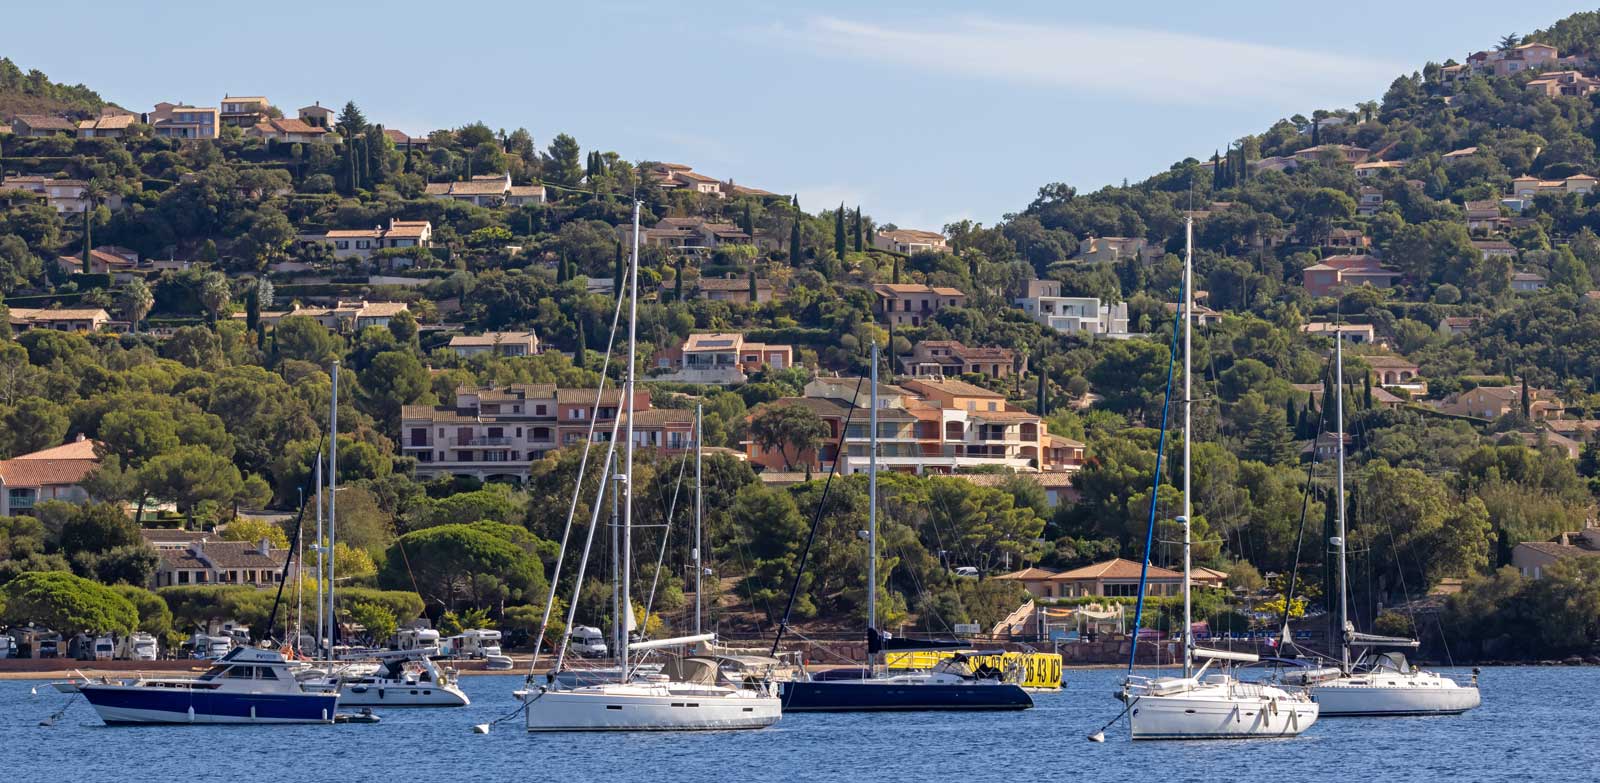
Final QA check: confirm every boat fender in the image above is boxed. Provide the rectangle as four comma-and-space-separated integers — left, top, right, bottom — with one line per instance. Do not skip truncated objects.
1269, 698, 1279, 716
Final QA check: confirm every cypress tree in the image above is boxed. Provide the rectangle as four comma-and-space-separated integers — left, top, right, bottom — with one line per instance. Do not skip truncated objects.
834, 203, 846, 261
748, 269, 758, 302
1286, 396, 1298, 428
853, 206, 864, 252
556, 253, 568, 284
892, 258, 901, 284
1037, 370, 1049, 416
246, 286, 261, 334
674, 258, 685, 301
789, 218, 801, 263
613, 241, 624, 297
81, 205, 92, 275
742, 202, 754, 238
1211, 150, 1222, 191
1364, 373, 1373, 409
574, 319, 587, 370
1521, 374, 1531, 417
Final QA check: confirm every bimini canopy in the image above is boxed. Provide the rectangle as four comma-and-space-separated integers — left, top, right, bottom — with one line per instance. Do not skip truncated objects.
661, 656, 720, 686
868, 628, 966, 654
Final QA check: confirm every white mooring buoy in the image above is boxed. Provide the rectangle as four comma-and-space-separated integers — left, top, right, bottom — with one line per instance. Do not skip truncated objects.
472, 723, 491, 734
1087, 731, 1106, 743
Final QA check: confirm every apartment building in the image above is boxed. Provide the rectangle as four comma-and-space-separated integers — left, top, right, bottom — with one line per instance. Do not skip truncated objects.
403, 385, 691, 483
745, 376, 1085, 476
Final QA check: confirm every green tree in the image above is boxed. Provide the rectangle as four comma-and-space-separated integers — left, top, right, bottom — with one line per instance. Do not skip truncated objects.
378, 523, 547, 612
335, 100, 368, 136
544, 133, 583, 188
138, 446, 248, 526
221, 518, 289, 548
748, 403, 829, 470
111, 584, 173, 637
0, 571, 137, 635
347, 600, 398, 645
118, 279, 153, 333
834, 203, 847, 260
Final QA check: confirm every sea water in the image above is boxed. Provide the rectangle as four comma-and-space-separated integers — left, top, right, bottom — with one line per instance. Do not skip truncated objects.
2, 667, 1586, 780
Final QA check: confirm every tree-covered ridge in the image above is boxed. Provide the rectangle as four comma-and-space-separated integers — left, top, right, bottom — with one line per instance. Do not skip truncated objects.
0, 56, 111, 119
8, 14, 1600, 659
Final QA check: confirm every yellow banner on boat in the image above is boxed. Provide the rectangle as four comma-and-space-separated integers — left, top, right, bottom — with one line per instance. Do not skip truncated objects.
882, 650, 1063, 691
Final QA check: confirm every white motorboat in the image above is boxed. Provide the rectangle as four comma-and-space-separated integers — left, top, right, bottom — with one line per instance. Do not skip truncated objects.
304, 648, 469, 707
1280, 334, 1481, 717
521, 202, 780, 732
1117, 218, 1317, 740
77, 646, 338, 725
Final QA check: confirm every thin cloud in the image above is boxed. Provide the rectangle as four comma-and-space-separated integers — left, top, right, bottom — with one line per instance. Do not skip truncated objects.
769, 15, 1406, 106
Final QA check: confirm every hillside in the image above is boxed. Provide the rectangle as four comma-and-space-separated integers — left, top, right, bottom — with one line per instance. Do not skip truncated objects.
4, 13, 1600, 662
0, 56, 112, 120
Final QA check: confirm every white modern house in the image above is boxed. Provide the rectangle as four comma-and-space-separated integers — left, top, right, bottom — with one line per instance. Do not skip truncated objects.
1015, 279, 1130, 336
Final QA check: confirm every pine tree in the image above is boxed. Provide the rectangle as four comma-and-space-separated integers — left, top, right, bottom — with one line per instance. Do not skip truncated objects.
853, 206, 863, 252
834, 203, 847, 260
335, 101, 368, 137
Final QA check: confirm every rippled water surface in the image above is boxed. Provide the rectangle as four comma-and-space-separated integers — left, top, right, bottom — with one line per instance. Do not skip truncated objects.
2, 667, 1584, 781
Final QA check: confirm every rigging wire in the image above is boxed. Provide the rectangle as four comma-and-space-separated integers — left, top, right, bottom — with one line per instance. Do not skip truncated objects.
1125, 271, 1186, 675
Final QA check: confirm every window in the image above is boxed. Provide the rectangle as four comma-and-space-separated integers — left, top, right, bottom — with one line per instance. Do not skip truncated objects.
226, 666, 256, 679
536, 405, 547, 416
336, 241, 349, 250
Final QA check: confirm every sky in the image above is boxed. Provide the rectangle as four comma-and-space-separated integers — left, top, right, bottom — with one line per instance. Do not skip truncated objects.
4, 1, 1592, 229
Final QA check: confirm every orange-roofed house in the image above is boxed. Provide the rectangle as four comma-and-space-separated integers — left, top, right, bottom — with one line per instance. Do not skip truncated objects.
303, 219, 432, 262
872, 283, 966, 327
653, 332, 794, 385
872, 228, 947, 255
247, 116, 332, 144
0, 436, 102, 516
1302, 255, 1401, 297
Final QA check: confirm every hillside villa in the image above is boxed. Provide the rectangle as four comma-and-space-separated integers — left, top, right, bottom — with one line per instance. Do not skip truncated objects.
898, 340, 1019, 380
0, 437, 101, 516
1015, 279, 1131, 336
873, 283, 966, 327
448, 331, 540, 358
652, 332, 794, 385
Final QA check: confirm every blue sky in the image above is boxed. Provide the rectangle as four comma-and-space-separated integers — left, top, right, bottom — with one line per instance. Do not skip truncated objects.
4, 1, 1589, 229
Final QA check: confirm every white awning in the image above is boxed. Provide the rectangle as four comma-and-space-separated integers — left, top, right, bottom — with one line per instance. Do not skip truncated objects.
630, 633, 716, 652
1195, 647, 1259, 663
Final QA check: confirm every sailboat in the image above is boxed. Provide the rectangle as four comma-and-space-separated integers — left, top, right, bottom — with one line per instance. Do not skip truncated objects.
1280, 331, 1481, 716
1119, 218, 1319, 739
522, 201, 781, 731
778, 344, 1033, 712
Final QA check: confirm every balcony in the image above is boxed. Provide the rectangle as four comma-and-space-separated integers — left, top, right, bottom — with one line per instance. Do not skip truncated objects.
464, 436, 514, 446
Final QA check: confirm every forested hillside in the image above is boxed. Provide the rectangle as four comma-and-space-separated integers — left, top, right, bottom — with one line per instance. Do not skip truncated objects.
6, 12, 1600, 661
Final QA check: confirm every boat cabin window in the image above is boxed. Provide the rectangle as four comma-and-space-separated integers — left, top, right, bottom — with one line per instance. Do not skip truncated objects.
225, 665, 256, 679
256, 666, 279, 680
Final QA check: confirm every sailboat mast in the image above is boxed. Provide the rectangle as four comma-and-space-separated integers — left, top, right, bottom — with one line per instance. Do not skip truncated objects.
610, 449, 621, 679
327, 360, 339, 655
620, 200, 640, 682
1335, 329, 1350, 671
1181, 217, 1194, 679
314, 453, 324, 654
867, 342, 879, 676
694, 403, 704, 637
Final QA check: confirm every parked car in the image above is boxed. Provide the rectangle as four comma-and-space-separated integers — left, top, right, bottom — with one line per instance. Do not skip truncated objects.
953, 566, 980, 578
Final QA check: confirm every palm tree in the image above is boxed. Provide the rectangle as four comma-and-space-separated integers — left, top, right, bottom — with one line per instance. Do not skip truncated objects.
1498, 33, 1521, 51
199, 271, 231, 324
1356, 101, 1379, 124
119, 278, 153, 334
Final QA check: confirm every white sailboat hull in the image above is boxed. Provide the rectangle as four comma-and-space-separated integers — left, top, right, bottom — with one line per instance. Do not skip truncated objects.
327, 681, 469, 707
524, 682, 780, 731
1128, 680, 1319, 740
1312, 673, 1480, 716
